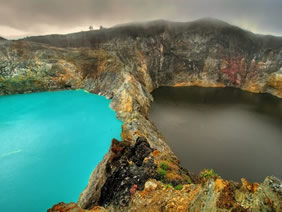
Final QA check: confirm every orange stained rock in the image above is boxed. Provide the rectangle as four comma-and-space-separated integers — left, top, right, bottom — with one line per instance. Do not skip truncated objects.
243, 82, 261, 93
143, 157, 149, 163
177, 205, 185, 212
173, 81, 225, 88
131, 183, 203, 212
48, 202, 106, 212
241, 178, 259, 192
125, 74, 135, 82
134, 49, 153, 92
241, 178, 251, 190
128, 160, 133, 165
138, 189, 149, 198
152, 150, 160, 157
267, 74, 282, 97
120, 91, 133, 112
121, 132, 131, 142
215, 178, 228, 192
134, 130, 143, 137
252, 183, 259, 192
268, 74, 282, 89
265, 197, 273, 206
166, 172, 186, 182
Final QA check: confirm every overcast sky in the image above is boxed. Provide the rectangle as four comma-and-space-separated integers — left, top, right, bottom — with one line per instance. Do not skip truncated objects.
1, 0, 282, 39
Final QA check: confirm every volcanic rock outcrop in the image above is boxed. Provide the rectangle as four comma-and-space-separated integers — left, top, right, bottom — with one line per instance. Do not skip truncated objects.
0, 18, 281, 211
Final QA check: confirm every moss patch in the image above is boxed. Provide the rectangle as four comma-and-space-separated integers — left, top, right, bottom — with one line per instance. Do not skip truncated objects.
174, 184, 183, 190
200, 169, 218, 180
160, 162, 168, 170
157, 168, 167, 178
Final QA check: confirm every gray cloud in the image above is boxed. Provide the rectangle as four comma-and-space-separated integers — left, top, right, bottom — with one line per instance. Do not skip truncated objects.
0, 0, 281, 39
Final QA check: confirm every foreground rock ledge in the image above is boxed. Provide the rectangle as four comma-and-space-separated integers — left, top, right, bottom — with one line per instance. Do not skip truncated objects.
0, 18, 281, 211
48, 138, 282, 211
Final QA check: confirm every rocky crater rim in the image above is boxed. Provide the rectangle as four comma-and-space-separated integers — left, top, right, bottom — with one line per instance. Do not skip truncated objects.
12, 18, 282, 40
0, 18, 281, 211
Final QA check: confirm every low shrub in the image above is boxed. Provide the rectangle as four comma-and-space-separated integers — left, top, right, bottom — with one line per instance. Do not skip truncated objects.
160, 161, 168, 170
200, 169, 218, 179
157, 168, 167, 177
174, 184, 183, 190
187, 175, 192, 184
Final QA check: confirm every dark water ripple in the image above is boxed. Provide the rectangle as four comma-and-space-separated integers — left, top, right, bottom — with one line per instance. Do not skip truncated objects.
149, 87, 282, 182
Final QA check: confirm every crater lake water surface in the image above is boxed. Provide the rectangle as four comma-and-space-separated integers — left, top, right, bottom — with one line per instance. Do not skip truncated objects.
0, 90, 122, 211
149, 87, 282, 182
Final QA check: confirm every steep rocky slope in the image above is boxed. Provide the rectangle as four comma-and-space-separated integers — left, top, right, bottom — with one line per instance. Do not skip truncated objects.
0, 18, 281, 211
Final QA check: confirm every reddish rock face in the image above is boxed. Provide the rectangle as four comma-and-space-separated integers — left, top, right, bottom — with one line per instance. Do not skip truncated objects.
130, 184, 138, 196
221, 58, 245, 85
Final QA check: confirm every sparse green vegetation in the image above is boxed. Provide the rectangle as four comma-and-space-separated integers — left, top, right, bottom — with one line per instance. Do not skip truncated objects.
164, 184, 172, 189
186, 175, 192, 184
157, 168, 167, 177
174, 184, 183, 190
200, 169, 218, 179
160, 161, 168, 170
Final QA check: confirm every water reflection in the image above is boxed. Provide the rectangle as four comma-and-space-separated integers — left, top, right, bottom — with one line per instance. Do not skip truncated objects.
149, 87, 282, 182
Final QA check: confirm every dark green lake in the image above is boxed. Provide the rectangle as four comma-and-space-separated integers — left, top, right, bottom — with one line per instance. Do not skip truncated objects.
0, 90, 122, 211
149, 87, 282, 182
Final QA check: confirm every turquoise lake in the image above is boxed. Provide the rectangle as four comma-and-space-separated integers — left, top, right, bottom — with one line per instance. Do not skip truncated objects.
0, 90, 123, 211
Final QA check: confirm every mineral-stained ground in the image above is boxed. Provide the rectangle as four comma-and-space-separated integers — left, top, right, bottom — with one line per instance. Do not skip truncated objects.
0, 18, 281, 211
